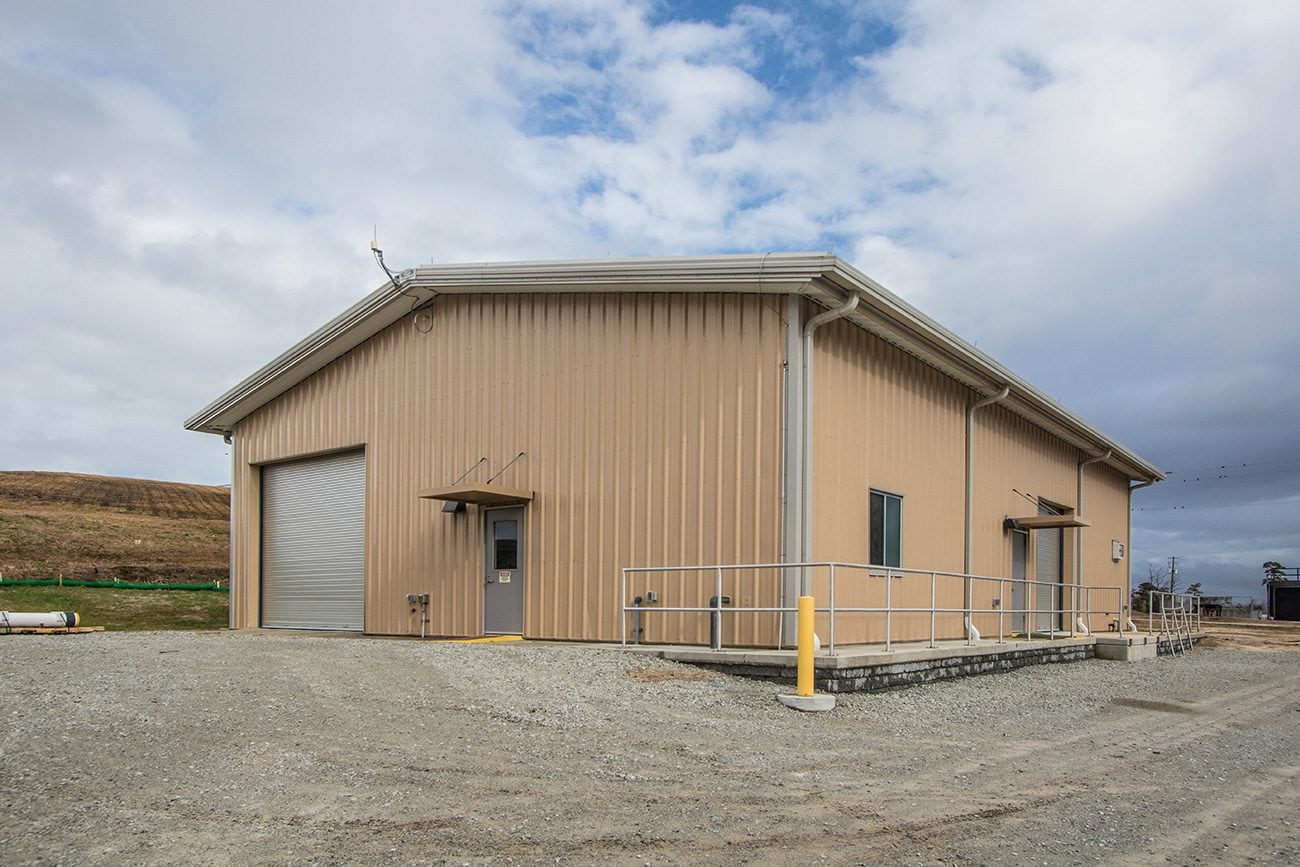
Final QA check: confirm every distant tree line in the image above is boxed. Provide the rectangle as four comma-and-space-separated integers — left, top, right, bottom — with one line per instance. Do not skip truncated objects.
1131, 562, 1200, 613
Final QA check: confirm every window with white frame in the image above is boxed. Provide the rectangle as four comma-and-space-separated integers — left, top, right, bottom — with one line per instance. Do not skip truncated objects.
870, 489, 902, 567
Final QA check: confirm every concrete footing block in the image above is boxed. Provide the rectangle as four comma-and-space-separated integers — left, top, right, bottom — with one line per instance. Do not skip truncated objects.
1095, 634, 1160, 661
776, 693, 836, 712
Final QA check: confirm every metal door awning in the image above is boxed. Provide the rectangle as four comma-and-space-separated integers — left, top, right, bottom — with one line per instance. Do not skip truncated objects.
419, 485, 533, 506
1003, 514, 1090, 530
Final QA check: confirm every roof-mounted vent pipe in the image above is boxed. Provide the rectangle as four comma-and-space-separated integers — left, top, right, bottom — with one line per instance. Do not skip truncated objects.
964, 385, 1010, 643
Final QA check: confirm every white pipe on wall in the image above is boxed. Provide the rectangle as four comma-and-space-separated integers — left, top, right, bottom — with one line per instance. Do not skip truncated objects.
800, 291, 860, 593
1125, 477, 1158, 631
964, 385, 1009, 641
1075, 449, 1112, 635
780, 294, 804, 646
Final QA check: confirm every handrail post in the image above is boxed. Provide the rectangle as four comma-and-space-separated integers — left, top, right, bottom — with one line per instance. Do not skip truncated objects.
1031, 577, 1037, 639
620, 568, 627, 648
885, 568, 893, 652
964, 571, 973, 646
998, 577, 1005, 644
1069, 578, 1076, 638
1048, 579, 1056, 640
712, 566, 724, 650
1077, 583, 1084, 636
828, 563, 836, 654
929, 571, 936, 649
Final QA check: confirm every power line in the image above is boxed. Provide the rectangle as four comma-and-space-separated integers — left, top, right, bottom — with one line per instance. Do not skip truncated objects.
1172, 466, 1300, 484
1133, 500, 1300, 512
1164, 458, 1300, 476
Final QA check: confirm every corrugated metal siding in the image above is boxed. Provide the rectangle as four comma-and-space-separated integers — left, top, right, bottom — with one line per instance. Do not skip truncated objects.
809, 312, 968, 644
1079, 463, 1132, 632
810, 311, 1133, 643
261, 450, 366, 630
229, 292, 784, 641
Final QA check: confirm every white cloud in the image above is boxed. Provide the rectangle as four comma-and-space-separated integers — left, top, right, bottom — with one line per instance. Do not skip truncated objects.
2, 0, 1298, 596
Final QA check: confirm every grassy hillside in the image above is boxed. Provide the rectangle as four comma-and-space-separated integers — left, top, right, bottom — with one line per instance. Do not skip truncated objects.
0, 584, 228, 631
0, 471, 229, 585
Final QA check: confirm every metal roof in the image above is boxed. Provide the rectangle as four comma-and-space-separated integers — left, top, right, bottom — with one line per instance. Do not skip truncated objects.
184, 252, 1163, 482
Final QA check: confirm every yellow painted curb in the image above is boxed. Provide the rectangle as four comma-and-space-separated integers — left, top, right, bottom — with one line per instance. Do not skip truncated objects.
445, 634, 524, 644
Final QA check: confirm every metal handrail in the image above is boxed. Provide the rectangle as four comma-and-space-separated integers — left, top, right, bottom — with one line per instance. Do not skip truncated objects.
1147, 591, 1202, 654
620, 561, 1128, 651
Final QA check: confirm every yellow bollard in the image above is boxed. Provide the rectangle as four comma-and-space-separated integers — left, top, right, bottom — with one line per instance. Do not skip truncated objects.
797, 595, 815, 697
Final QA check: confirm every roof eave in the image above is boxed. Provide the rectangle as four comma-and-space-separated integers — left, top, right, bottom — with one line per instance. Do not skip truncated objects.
183, 253, 836, 435
184, 253, 1164, 484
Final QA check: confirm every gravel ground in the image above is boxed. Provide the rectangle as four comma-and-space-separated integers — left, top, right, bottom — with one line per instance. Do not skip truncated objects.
2, 632, 1298, 865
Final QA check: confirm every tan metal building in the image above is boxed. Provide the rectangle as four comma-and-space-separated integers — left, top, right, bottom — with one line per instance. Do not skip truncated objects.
186, 254, 1162, 645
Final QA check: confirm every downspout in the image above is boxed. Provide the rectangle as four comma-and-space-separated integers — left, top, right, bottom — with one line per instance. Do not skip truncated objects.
964, 385, 1010, 642
1125, 477, 1158, 631
1075, 449, 1111, 636
800, 290, 860, 591
224, 431, 235, 631
780, 295, 802, 647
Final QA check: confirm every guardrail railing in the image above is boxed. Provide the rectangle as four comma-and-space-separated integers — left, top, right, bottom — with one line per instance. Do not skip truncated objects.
620, 561, 1127, 652
1147, 590, 1201, 655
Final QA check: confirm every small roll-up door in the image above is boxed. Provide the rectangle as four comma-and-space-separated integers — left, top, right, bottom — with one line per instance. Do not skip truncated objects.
1035, 502, 1062, 631
261, 450, 365, 631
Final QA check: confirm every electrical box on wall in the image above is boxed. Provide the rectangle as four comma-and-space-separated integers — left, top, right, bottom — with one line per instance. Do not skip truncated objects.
1112, 540, 1125, 562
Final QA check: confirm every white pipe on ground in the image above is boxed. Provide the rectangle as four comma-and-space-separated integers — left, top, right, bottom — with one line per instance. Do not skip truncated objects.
1, 611, 80, 629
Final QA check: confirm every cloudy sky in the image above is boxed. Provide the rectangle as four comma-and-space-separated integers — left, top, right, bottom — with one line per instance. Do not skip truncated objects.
3, 1, 1298, 598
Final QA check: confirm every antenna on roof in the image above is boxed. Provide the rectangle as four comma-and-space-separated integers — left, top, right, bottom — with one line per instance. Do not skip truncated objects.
370, 227, 401, 287
370, 229, 435, 332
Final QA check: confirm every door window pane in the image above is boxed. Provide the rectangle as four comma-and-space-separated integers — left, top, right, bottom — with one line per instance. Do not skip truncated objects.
493, 520, 518, 570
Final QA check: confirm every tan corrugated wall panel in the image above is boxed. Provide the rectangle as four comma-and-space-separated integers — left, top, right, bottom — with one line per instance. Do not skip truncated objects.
970, 408, 1081, 639
809, 315, 967, 644
229, 292, 784, 641
1078, 463, 1132, 631
811, 314, 1133, 643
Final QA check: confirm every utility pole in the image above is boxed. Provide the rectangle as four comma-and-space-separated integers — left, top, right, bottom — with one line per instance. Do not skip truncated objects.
1169, 556, 1178, 595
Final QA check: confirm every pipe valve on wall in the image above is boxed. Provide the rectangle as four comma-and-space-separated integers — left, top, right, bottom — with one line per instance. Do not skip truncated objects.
406, 594, 430, 638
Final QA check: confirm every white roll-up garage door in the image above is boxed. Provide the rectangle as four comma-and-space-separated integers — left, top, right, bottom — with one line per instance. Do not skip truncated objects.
261, 450, 365, 631
1035, 502, 1062, 632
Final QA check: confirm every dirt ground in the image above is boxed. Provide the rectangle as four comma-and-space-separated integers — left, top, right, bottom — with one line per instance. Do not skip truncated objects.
0, 471, 228, 584
2, 630, 1298, 865
1197, 616, 1300, 651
